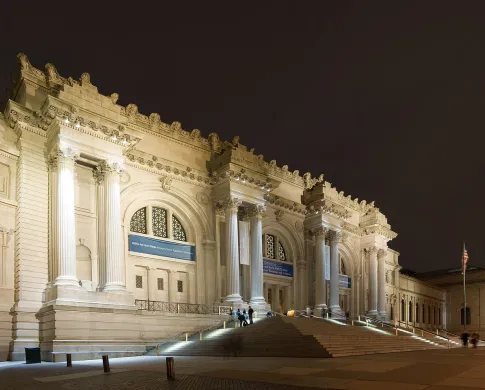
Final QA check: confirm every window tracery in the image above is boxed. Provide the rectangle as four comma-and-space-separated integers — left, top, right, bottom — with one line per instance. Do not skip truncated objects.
172, 215, 187, 242
130, 207, 147, 234
152, 207, 168, 238
264, 234, 288, 262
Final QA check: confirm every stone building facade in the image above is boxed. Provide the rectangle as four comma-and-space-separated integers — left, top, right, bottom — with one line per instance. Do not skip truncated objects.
0, 54, 446, 361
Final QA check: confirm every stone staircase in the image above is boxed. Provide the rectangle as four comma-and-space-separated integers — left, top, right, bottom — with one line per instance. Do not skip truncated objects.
283, 317, 444, 357
153, 315, 447, 358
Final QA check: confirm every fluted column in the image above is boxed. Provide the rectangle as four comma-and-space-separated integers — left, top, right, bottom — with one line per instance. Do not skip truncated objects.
101, 161, 126, 292
314, 227, 327, 312
249, 204, 266, 306
224, 197, 243, 303
297, 259, 307, 309
377, 248, 387, 319
94, 169, 106, 291
329, 231, 342, 313
304, 230, 314, 308
367, 246, 378, 315
51, 147, 80, 287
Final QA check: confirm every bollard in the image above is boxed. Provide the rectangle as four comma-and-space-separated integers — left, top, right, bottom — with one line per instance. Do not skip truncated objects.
326, 312, 329, 319
395, 328, 398, 336
66, 353, 72, 367
223, 321, 226, 329
351, 320, 354, 326
156, 345, 160, 356
413, 328, 415, 334
200, 331, 203, 341
421, 330, 424, 337
185, 333, 188, 342
358, 315, 361, 322
166, 357, 175, 380
102, 355, 110, 373
436, 329, 439, 335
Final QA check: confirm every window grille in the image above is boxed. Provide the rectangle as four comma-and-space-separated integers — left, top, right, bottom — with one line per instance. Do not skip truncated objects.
136, 275, 143, 289
152, 207, 168, 238
172, 215, 187, 242
157, 278, 164, 290
266, 235, 275, 259
130, 208, 147, 234
177, 280, 183, 292
278, 241, 286, 261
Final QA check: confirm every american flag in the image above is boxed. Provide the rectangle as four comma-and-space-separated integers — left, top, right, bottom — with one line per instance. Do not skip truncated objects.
462, 245, 469, 272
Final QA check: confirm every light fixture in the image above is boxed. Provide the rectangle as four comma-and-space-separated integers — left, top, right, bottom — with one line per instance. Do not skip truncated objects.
121, 139, 128, 146
111, 135, 117, 141
64, 118, 69, 123
75, 123, 80, 128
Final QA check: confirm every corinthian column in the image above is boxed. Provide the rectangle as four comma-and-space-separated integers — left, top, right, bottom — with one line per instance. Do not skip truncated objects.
314, 227, 328, 313
51, 147, 80, 287
101, 161, 126, 292
249, 204, 266, 307
377, 248, 387, 319
329, 231, 342, 313
224, 197, 243, 303
367, 246, 378, 316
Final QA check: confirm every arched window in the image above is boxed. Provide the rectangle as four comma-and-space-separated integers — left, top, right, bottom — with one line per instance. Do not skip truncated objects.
390, 304, 394, 321
416, 303, 419, 323
129, 206, 188, 242
263, 234, 288, 262
401, 299, 405, 321
422, 304, 425, 323
408, 301, 413, 322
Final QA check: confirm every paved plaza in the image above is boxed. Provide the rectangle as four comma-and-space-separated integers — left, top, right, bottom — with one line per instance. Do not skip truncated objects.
2, 347, 485, 389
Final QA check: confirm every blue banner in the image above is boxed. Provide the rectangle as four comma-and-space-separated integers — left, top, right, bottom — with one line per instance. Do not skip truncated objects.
339, 275, 351, 288
263, 258, 293, 277
129, 234, 196, 261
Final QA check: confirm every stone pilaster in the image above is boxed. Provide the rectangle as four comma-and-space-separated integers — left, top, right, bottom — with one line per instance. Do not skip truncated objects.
51, 147, 80, 287
224, 197, 243, 304
329, 231, 342, 313
314, 227, 328, 313
101, 161, 126, 292
367, 246, 378, 316
377, 248, 387, 319
249, 204, 265, 307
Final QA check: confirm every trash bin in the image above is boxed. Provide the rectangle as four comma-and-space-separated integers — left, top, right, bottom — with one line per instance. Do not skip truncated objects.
25, 347, 41, 364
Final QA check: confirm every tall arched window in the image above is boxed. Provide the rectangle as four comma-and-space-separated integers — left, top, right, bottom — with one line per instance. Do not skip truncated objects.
263, 234, 288, 262
422, 304, 425, 323
401, 299, 405, 321
416, 303, 419, 323
130, 206, 188, 242
408, 301, 413, 322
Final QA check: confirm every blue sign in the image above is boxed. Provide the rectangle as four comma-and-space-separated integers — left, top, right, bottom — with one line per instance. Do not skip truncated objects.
129, 234, 196, 261
263, 258, 293, 277
339, 275, 351, 288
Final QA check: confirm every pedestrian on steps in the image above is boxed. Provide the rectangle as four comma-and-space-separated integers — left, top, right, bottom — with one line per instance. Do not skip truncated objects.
461, 330, 470, 347
248, 306, 254, 324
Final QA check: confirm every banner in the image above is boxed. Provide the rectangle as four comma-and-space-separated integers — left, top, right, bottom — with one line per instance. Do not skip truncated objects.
238, 221, 250, 265
339, 275, 351, 288
324, 245, 330, 281
129, 234, 196, 261
263, 258, 293, 277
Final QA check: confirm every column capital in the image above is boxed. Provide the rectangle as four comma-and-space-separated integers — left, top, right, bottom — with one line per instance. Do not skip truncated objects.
248, 204, 266, 218
99, 161, 124, 175
328, 230, 342, 243
377, 248, 387, 259
297, 259, 307, 269
222, 197, 242, 213
313, 226, 328, 237
365, 245, 379, 254
49, 146, 79, 168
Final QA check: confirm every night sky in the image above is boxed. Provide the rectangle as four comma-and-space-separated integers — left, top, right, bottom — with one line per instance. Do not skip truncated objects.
1, 2, 484, 272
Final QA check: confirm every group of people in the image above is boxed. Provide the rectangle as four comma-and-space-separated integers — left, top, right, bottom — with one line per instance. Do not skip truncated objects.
233, 306, 254, 327
460, 331, 480, 348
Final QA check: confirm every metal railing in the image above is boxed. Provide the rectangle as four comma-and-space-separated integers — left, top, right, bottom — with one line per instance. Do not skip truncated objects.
135, 300, 232, 315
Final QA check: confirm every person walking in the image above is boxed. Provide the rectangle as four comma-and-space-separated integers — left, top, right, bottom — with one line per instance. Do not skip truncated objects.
461, 330, 470, 347
248, 306, 254, 324
238, 312, 245, 327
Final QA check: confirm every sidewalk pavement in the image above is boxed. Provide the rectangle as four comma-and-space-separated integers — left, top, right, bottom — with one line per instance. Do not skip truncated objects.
2, 347, 485, 389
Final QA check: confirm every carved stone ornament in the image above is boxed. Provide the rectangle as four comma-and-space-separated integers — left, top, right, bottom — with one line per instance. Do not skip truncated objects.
215, 203, 225, 217
223, 197, 242, 211
126, 104, 138, 119
110, 93, 119, 104
275, 210, 284, 222
80, 72, 91, 86
45, 63, 62, 85
100, 161, 124, 175
196, 192, 210, 206
377, 248, 387, 259
160, 175, 173, 191
294, 220, 303, 232
17, 53, 31, 71
328, 230, 342, 243
120, 170, 131, 184
313, 226, 329, 237
54, 146, 80, 162
170, 121, 181, 133
208, 133, 221, 154
248, 204, 266, 218
149, 113, 161, 127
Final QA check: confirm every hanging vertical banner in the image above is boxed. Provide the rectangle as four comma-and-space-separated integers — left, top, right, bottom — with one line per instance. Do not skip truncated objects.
239, 220, 250, 265
324, 245, 331, 280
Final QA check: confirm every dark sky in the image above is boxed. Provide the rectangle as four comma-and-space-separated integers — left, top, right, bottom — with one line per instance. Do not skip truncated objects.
1, 2, 485, 272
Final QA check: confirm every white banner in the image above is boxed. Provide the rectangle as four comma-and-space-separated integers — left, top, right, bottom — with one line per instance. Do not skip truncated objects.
239, 221, 250, 265
324, 245, 331, 281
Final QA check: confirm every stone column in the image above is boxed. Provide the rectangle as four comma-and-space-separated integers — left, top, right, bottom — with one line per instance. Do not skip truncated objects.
214, 205, 224, 302
94, 169, 106, 291
224, 197, 243, 303
51, 147, 80, 287
297, 259, 307, 309
304, 231, 314, 308
329, 231, 342, 313
168, 270, 177, 303
367, 246, 378, 316
271, 284, 279, 313
101, 162, 126, 292
377, 249, 387, 319
314, 227, 327, 313
249, 204, 265, 307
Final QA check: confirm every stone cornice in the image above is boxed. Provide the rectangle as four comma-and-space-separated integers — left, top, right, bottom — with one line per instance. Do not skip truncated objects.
306, 198, 352, 220
266, 194, 306, 216
362, 225, 398, 240
0, 148, 19, 160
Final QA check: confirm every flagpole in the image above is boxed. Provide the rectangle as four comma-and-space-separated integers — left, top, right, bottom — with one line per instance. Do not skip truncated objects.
463, 242, 467, 330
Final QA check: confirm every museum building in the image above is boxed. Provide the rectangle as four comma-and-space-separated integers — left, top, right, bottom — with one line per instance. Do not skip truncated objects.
0, 55, 451, 361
